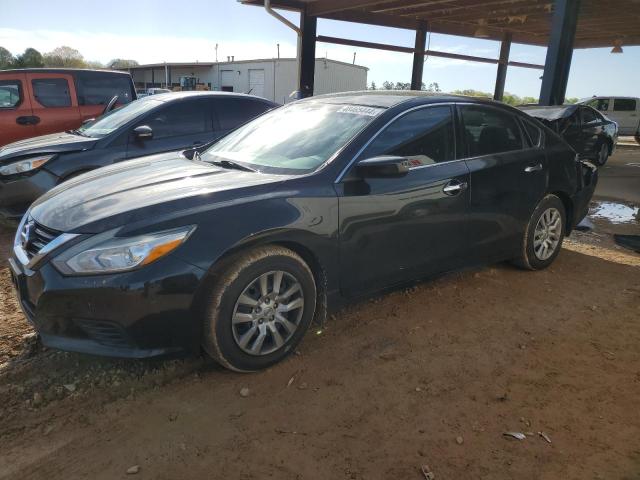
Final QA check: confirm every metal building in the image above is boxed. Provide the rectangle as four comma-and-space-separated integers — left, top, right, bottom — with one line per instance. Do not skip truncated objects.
127, 58, 368, 104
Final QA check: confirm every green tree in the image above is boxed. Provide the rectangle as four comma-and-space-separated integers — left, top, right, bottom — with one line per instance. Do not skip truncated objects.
108, 58, 139, 69
84, 60, 105, 69
14, 48, 44, 68
43, 46, 85, 68
0, 46, 15, 69
382, 81, 394, 90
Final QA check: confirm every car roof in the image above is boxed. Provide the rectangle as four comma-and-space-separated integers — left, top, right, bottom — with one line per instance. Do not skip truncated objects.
144, 91, 278, 105
305, 90, 513, 109
0, 68, 132, 76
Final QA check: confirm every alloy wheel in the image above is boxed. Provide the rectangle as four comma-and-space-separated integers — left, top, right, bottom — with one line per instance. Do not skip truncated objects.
533, 207, 562, 261
231, 270, 305, 356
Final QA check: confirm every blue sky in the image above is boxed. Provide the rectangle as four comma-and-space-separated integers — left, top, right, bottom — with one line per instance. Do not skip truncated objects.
1, 0, 638, 99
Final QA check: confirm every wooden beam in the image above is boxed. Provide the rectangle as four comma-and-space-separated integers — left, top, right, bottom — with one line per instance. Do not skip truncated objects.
308, 0, 398, 16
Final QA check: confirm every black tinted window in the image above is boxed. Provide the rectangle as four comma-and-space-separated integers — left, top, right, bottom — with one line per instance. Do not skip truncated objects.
32, 78, 71, 107
581, 107, 599, 125
613, 98, 637, 111
214, 98, 272, 131
522, 119, 542, 147
0, 80, 21, 108
461, 106, 522, 156
362, 106, 455, 164
77, 72, 133, 105
145, 100, 210, 139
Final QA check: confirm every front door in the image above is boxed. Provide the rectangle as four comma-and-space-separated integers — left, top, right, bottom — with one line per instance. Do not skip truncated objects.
0, 73, 35, 146
126, 98, 213, 159
459, 104, 547, 260
25, 72, 81, 135
611, 98, 638, 135
336, 105, 471, 296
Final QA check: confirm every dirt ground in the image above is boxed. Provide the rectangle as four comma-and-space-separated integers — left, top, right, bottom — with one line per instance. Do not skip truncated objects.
0, 153, 639, 479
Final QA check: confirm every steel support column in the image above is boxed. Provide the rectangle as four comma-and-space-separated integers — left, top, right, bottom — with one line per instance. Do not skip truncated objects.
299, 11, 317, 98
411, 23, 427, 91
494, 32, 512, 101
539, 0, 580, 105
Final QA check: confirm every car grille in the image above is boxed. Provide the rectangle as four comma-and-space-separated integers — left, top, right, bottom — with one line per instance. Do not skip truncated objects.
20, 218, 60, 260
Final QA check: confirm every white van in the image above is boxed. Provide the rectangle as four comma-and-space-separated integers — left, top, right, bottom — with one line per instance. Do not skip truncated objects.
579, 96, 640, 136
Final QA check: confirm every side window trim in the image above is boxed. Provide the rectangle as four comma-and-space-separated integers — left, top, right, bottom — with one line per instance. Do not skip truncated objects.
0, 79, 24, 109
456, 103, 525, 159
518, 117, 544, 149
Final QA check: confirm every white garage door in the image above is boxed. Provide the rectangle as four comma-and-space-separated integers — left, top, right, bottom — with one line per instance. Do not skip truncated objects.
220, 70, 234, 92
248, 69, 265, 98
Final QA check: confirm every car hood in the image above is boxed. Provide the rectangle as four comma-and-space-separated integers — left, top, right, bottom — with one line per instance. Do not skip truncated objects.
0, 131, 98, 162
30, 151, 289, 233
519, 105, 578, 122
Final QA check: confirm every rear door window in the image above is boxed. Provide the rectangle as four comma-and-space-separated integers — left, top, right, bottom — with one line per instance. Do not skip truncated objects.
32, 78, 71, 107
521, 119, 542, 147
145, 99, 210, 139
613, 98, 637, 112
586, 98, 610, 112
361, 105, 455, 164
0, 80, 22, 108
460, 105, 523, 156
77, 72, 134, 105
213, 98, 273, 131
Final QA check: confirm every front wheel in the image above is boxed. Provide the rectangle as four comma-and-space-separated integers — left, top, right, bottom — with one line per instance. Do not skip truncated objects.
595, 142, 609, 166
513, 194, 566, 271
201, 245, 316, 372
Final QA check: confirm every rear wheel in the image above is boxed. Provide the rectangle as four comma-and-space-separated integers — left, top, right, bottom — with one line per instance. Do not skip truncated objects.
513, 194, 566, 270
595, 142, 609, 166
201, 245, 316, 372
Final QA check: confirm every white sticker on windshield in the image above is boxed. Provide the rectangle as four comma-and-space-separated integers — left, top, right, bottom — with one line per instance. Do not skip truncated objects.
337, 105, 384, 117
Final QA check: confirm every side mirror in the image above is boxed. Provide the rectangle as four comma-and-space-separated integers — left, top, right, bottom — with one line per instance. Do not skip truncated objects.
133, 125, 153, 140
356, 156, 409, 178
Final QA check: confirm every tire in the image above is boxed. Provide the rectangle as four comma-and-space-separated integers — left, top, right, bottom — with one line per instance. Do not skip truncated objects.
594, 142, 609, 166
201, 245, 316, 372
513, 194, 566, 271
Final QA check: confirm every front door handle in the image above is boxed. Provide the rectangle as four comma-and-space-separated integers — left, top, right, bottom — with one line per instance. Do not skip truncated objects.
16, 115, 40, 126
443, 180, 468, 196
524, 163, 543, 173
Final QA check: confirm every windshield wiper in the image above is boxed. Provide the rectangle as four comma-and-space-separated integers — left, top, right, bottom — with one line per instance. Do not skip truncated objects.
210, 159, 257, 172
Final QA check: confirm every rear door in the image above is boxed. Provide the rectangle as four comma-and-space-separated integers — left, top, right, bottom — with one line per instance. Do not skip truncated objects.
337, 104, 470, 296
26, 72, 81, 135
611, 98, 638, 135
459, 104, 546, 260
75, 71, 135, 122
0, 73, 36, 146
126, 98, 213, 158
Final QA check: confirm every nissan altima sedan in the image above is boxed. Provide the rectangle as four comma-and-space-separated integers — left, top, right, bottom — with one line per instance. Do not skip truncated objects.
9, 92, 598, 371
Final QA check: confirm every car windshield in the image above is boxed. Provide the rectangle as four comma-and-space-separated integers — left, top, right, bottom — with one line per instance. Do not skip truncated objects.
202, 101, 384, 174
77, 98, 162, 138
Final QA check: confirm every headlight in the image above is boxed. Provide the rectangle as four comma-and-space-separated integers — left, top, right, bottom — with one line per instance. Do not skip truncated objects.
54, 226, 195, 275
0, 154, 55, 176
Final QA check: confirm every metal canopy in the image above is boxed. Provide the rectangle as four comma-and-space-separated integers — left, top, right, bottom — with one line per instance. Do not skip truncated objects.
241, 0, 640, 49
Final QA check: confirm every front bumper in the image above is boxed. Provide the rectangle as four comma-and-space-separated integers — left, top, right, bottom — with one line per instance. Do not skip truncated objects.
0, 169, 59, 219
8, 251, 207, 358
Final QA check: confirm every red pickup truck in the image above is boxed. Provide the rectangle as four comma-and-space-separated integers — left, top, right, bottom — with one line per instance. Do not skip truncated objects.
0, 68, 136, 146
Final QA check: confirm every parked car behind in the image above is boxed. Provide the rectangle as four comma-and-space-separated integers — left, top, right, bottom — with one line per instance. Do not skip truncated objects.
0, 91, 277, 219
520, 104, 617, 166
8, 92, 598, 371
0, 69, 137, 147
137, 87, 172, 97
578, 96, 640, 136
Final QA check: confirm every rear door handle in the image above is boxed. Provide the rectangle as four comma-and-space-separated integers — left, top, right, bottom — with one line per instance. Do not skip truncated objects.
443, 180, 468, 196
524, 163, 543, 173
16, 116, 40, 126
